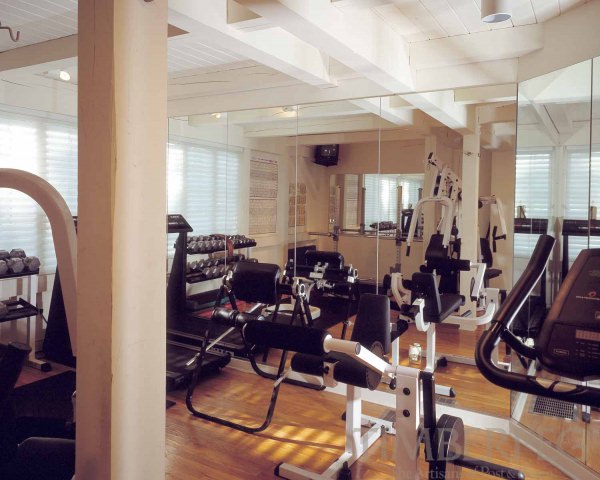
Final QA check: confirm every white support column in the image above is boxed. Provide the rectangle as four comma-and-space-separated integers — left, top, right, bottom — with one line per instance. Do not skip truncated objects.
77, 1, 167, 479
459, 133, 480, 321
422, 136, 437, 263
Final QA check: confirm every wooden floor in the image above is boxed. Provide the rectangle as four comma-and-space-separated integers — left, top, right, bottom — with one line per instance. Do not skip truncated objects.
13, 319, 582, 479
165, 367, 567, 479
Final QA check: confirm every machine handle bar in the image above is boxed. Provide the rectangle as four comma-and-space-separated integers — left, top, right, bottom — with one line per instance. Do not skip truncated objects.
476, 235, 600, 406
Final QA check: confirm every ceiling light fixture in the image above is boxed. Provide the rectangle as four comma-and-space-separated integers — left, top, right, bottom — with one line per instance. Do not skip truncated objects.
212, 113, 222, 119
481, 0, 512, 23
58, 70, 71, 82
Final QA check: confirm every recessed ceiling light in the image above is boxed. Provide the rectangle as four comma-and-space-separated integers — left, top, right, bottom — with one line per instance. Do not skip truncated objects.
212, 112, 222, 119
481, 0, 512, 23
58, 70, 71, 82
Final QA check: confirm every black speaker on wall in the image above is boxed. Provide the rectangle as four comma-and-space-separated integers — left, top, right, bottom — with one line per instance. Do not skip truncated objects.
314, 144, 339, 167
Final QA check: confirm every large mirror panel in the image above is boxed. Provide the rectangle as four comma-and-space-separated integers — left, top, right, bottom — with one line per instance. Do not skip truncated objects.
511, 58, 600, 472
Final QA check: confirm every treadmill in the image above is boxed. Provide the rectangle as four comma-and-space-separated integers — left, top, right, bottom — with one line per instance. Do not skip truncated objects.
165, 215, 230, 391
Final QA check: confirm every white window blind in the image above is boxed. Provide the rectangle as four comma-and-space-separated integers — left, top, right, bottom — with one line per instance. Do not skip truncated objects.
167, 136, 242, 257
343, 174, 359, 228
514, 148, 552, 258
0, 108, 77, 273
564, 146, 600, 260
363, 174, 423, 227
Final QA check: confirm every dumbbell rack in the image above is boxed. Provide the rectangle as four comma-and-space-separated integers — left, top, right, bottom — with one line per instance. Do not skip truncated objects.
165, 214, 256, 390
0, 267, 51, 371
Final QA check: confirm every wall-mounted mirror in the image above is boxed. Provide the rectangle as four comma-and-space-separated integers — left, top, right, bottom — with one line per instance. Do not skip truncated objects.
511, 57, 600, 473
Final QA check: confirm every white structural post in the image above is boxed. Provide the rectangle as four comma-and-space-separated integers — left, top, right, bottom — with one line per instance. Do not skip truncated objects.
459, 133, 480, 322
77, 1, 168, 478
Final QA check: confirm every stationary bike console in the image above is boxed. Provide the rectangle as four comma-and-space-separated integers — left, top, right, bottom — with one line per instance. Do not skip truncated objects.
535, 249, 600, 379
476, 236, 600, 406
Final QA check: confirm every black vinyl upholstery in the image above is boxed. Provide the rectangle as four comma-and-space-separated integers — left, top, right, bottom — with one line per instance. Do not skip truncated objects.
230, 261, 281, 305
425, 234, 449, 260
243, 321, 329, 357
480, 238, 502, 282
0, 343, 74, 480
410, 273, 463, 323
349, 293, 391, 354
290, 294, 389, 390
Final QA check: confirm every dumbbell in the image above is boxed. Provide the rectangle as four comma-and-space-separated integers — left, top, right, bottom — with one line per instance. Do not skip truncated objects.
201, 267, 211, 278
9, 249, 26, 258
7, 257, 25, 274
209, 266, 220, 278
0, 301, 7, 319
0, 250, 10, 261
24, 256, 41, 271
0, 260, 7, 276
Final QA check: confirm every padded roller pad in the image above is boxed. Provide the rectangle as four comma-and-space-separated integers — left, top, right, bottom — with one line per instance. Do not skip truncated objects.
243, 321, 329, 356
230, 261, 281, 305
291, 341, 384, 390
211, 308, 265, 328
305, 250, 344, 269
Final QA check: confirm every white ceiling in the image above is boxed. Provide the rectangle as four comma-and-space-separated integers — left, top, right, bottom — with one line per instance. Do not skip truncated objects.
349, 0, 590, 42
0, 0, 598, 148
168, 37, 248, 74
0, 0, 77, 51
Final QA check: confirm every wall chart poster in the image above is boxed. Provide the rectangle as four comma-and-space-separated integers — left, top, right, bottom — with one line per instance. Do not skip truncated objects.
249, 151, 278, 235
289, 182, 307, 227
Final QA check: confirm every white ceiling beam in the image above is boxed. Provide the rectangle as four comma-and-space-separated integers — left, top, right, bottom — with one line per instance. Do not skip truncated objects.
331, 0, 392, 8
454, 84, 517, 105
244, 114, 396, 137
519, 0, 600, 82
480, 124, 501, 150
388, 96, 417, 109
350, 97, 415, 126
234, 0, 479, 134
0, 24, 189, 76
168, 0, 336, 87
0, 35, 77, 74
401, 90, 472, 132
168, 76, 388, 117
235, 0, 414, 93
545, 104, 574, 135
415, 58, 519, 93
296, 130, 427, 146
521, 61, 592, 105
188, 101, 366, 125
528, 103, 560, 144
227, 0, 272, 30
477, 104, 516, 125
410, 24, 544, 71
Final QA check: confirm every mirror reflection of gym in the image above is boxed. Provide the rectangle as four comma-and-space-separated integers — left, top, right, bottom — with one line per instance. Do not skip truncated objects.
511, 56, 600, 474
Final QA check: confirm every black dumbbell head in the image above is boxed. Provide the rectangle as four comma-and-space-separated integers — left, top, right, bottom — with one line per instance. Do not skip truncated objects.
23, 256, 41, 271
9, 249, 26, 258
7, 257, 25, 273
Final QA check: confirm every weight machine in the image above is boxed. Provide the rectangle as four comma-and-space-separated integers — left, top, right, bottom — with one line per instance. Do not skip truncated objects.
207, 294, 523, 480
